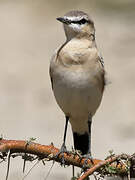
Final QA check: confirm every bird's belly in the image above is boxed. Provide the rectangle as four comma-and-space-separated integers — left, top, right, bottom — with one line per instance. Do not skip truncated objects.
53, 69, 102, 118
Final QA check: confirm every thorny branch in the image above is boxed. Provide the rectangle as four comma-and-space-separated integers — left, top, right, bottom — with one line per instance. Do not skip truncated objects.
0, 139, 134, 180
78, 154, 129, 180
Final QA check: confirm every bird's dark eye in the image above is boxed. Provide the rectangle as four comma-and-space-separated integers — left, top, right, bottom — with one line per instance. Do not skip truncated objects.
70, 18, 88, 25
78, 18, 87, 24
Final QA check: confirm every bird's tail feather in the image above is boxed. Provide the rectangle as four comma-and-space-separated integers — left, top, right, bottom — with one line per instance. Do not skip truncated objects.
73, 132, 90, 155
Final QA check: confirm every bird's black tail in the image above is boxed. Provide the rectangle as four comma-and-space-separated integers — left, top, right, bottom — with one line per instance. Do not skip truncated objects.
73, 132, 90, 155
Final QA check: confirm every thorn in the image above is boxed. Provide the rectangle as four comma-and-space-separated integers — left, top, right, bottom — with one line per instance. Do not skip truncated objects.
50, 142, 54, 146
42, 159, 46, 166
23, 141, 29, 173
22, 138, 37, 173
6, 150, 11, 180
0, 134, 3, 140
23, 154, 26, 173
22, 160, 40, 180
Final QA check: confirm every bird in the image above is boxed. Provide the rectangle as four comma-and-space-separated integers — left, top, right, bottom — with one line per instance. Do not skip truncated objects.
49, 10, 105, 159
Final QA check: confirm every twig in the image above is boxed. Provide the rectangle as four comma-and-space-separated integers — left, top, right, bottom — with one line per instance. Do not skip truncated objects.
77, 154, 127, 180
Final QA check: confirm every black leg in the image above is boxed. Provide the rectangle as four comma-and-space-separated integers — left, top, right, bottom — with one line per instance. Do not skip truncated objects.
55, 116, 69, 164
63, 116, 69, 146
82, 115, 93, 170
87, 115, 92, 155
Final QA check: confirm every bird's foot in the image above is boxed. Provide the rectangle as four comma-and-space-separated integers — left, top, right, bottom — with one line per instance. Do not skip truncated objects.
55, 143, 68, 165
82, 153, 93, 169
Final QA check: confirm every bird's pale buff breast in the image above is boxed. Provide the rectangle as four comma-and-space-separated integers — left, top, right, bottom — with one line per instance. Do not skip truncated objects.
50, 39, 104, 133
53, 65, 102, 117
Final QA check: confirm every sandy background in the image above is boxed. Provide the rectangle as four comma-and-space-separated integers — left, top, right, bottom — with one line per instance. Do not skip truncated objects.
0, 0, 135, 179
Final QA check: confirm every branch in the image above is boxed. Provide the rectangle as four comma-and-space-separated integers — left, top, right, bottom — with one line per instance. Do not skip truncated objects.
78, 154, 129, 180
0, 139, 101, 168
0, 138, 132, 179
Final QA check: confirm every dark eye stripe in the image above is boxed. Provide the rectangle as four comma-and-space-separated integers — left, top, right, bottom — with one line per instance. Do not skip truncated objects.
69, 18, 88, 25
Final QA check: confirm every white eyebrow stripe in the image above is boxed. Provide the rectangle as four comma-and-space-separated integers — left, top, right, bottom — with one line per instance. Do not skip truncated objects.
64, 16, 82, 21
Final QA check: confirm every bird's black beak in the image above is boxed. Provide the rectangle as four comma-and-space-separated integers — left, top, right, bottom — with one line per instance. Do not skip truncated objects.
56, 17, 68, 24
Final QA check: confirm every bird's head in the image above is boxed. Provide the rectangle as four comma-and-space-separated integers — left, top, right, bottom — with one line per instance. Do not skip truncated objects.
57, 10, 95, 41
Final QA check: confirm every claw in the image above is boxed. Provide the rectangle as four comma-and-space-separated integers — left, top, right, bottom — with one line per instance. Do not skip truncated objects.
55, 143, 68, 165
82, 153, 93, 169
80, 154, 93, 180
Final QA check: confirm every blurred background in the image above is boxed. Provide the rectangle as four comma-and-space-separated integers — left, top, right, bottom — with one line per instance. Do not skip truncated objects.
0, 0, 135, 179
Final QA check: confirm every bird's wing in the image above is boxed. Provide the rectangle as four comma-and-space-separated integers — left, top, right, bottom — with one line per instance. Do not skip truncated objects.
98, 51, 104, 68
49, 51, 57, 90
49, 42, 68, 90
97, 53, 106, 92
49, 69, 53, 90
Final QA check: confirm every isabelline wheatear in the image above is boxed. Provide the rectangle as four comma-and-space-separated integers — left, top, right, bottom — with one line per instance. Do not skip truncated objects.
50, 10, 105, 158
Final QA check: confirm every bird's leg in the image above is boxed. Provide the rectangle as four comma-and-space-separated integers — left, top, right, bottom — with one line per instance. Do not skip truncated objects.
55, 116, 69, 164
82, 114, 93, 169
87, 115, 92, 156
60, 115, 69, 152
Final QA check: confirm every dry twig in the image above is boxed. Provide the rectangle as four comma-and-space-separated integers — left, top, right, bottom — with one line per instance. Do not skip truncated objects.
78, 154, 128, 180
